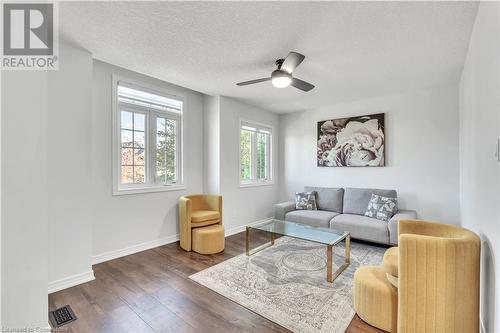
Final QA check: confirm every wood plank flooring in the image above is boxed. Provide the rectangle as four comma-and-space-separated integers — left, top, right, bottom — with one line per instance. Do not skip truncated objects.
49, 231, 384, 333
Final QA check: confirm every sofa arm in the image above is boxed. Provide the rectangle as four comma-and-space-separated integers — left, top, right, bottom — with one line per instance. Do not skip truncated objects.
388, 209, 417, 244
274, 201, 296, 220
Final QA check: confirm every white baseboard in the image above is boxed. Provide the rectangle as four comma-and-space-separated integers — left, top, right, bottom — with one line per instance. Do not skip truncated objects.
48, 270, 95, 294
48, 219, 270, 294
225, 217, 273, 236
92, 234, 179, 265
92, 217, 273, 265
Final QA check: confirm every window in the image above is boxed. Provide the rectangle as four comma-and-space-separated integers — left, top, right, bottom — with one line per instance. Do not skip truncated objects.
113, 78, 183, 194
239, 120, 273, 186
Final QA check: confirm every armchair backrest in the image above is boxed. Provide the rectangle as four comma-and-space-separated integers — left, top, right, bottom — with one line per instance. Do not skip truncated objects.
183, 194, 222, 213
398, 219, 480, 333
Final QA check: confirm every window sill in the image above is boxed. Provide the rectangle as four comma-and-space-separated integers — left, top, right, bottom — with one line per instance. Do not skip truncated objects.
113, 184, 187, 196
239, 181, 275, 188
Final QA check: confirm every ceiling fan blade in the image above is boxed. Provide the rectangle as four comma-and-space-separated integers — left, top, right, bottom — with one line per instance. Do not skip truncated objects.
291, 78, 315, 92
281, 52, 305, 73
236, 77, 271, 86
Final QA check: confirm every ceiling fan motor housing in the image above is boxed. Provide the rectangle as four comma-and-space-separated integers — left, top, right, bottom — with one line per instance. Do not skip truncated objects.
271, 69, 292, 88
271, 69, 291, 79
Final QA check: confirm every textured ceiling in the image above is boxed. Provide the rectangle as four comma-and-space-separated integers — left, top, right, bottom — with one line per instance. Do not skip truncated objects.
59, 1, 478, 113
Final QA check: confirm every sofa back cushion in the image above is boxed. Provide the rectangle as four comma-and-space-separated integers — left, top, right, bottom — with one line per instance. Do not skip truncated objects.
304, 186, 344, 213
343, 187, 397, 215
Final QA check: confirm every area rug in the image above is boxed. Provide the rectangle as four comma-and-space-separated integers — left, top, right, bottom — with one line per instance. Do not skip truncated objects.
189, 237, 385, 333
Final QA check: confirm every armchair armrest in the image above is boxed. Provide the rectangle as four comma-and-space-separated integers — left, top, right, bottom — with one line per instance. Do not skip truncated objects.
179, 196, 192, 251
274, 201, 296, 220
388, 210, 417, 244
204, 194, 222, 214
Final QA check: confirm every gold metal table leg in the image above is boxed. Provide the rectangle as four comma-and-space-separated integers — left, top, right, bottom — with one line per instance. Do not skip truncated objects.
345, 234, 351, 264
326, 234, 351, 283
327, 244, 333, 282
246, 226, 250, 256
246, 228, 275, 256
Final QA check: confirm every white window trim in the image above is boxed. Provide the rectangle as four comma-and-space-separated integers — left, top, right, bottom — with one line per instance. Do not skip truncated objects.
239, 118, 274, 187
112, 74, 186, 195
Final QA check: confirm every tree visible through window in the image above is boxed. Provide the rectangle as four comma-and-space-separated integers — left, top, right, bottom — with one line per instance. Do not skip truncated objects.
240, 121, 272, 185
156, 117, 177, 183
240, 129, 252, 181
120, 111, 146, 183
256, 132, 268, 180
114, 81, 183, 193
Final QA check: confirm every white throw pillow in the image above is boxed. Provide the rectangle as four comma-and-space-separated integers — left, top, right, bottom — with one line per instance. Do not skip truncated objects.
364, 194, 398, 221
295, 191, 318, 210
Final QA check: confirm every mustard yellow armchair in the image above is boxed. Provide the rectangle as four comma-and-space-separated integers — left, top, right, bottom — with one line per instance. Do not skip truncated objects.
179, 194, 223, 252
398, 219, 480, 333
354, 219, 481, 333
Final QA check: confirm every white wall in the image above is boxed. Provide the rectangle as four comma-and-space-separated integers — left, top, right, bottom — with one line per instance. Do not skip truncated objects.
279, 85, 460, 224
459, 2, 500, 332
1, 71, 49, 328
91, 60, 204, 258
203, 95, 220, 194
42, 46, 278, 292
218, 97, 280, 230
47, 44, 94, 290
43, 53, 280, 289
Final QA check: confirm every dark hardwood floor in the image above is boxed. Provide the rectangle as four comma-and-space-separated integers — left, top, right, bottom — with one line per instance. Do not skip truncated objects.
49, 231, 384, 333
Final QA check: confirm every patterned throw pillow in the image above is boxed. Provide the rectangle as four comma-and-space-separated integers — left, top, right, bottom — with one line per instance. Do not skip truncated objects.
364, 194, 398, 221
295, 191, 317, 210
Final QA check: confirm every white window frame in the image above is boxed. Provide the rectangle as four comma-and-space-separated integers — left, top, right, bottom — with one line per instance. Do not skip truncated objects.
112, 75, 185, 195
239, 119, 274, 187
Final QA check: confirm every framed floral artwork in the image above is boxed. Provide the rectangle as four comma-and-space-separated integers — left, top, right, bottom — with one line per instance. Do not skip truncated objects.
317, 113, 385, 167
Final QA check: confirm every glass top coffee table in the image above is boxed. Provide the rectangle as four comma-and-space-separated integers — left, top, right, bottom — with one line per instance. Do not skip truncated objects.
246, 219, 350, 283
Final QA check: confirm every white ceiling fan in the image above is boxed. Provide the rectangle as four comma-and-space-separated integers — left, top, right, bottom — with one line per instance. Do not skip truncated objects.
236, 51, 315, 92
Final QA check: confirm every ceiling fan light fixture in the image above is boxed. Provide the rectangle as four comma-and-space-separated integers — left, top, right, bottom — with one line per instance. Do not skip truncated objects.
236, 52, 314, 91
271, 70, 292, 88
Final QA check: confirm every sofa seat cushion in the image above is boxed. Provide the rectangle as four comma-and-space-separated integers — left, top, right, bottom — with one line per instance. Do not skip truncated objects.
330, 214, 389, 244
383, 247, 399, 277
285, 210, 340, 228
191, 210, 221, 223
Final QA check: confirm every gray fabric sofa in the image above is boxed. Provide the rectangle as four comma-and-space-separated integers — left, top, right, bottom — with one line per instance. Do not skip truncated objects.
274, 187, 417, 245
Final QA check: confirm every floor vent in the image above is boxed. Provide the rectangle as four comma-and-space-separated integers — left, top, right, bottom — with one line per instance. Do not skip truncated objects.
49, 305, 77, 327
